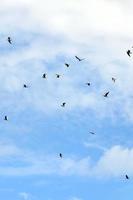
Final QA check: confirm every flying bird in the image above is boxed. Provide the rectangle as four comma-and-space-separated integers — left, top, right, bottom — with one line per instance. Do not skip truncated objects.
127, 50, 132, 57
42, 73, 47, 78
7, 37, 12, 44
103, 91, 109, 97
89, 131, 95, 135
23, 84, 28, 88
59, 153, 63, 158
4, 116, 8, 121
125, 174, 129, 180
112, 77, 116, 83
56, 74, 61, 78
75, 56, 85, 62
65, 63, 70, 67
86, 82, 91, 86
61, 102, 66, 107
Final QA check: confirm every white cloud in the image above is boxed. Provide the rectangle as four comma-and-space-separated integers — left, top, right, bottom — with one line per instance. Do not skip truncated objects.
0, 0, 132, 122
19, 192, 30, 200
69, 197, 82, 200
0, 143, 133, 179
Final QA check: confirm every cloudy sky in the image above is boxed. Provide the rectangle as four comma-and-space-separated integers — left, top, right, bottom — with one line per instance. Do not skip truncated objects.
1, 0, 133, 199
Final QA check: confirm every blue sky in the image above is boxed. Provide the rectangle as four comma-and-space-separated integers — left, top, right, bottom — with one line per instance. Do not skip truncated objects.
1, 0, 133, 199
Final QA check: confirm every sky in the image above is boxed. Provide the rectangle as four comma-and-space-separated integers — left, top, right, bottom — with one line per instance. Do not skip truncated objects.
1, 0, 133, 199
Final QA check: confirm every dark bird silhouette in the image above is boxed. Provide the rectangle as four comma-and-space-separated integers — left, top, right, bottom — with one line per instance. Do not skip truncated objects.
8, 37, 12, 44
4, 116, 8, 121
103, 91, 109, 97
56, 74, 60, 78
61, 102, 66, 107
125, 174, 129, 180
86, 82, 91, 86
42, 73, 47, 78
112, 77, 116, 83
89, 131, 95, 135
59, 153, 62, 158
23, 84, 28, 88
127, 50, 132, 57
65, 63, 70, 67
75, 56, 85, 61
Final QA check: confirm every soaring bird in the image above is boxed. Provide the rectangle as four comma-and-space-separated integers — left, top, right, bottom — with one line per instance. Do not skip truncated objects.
89, 131, 95, 135
127, 50, 132, 57
112, 77, 116, 83
125, 174, 129, 180
59, 153, 62, 158
86, 82, 91, 86
65, 63, 70, 67
75, 56, 85, 61
61, 102, 66, 107
56, 74, 60, 78
42, 73, 47, 78
103, 91, 109, 97
4, 116, 8, 121
8, 37, 12, 44
23, 84, 28, 88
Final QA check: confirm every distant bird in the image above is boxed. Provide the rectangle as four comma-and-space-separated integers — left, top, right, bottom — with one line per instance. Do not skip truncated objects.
42, 73, 47, 78
125, 174, 129, 180
56, 74, 60, 78
59, 153, 62, 158
75, 56, 85, 62
65, 63, 70, 67
4, 116, 8, 121
86, 82, 91, 86
112, 77, 116, 83
89, 131, 95, 135
127, 50, 132, 57
7, 37, 12, 44
103, 91, 109, 97
61, 102, 66, 107
23, 84, 28, 88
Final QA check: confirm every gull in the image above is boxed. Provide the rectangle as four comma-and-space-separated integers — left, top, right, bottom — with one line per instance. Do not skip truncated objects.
75, 56, 85, 62
103, 91, 109, 97
8, 37, 12, 44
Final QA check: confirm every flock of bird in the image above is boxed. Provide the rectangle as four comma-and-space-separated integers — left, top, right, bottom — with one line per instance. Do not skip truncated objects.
4, 37, 131, 180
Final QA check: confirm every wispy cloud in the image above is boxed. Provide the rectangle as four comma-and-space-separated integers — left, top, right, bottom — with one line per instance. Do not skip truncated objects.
0, 143, 133, 179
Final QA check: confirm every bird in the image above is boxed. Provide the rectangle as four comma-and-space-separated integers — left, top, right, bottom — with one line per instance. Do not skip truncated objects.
23, 84, 28, 88
56, 74, 60, 78
59, 153, 62, 158
61, 102, 66, 107
89, 131, 95, 135
42, 73, 47, 78
65, 63, 70, 67
7, 37, 12, 44
75, 56, 85, 61
4, 116, 8, 121
127, 50, 132, 57
103, 91, 109, 97
125, 174, 129, 180
112, 77, 116, 83
86, 82, 91, 86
